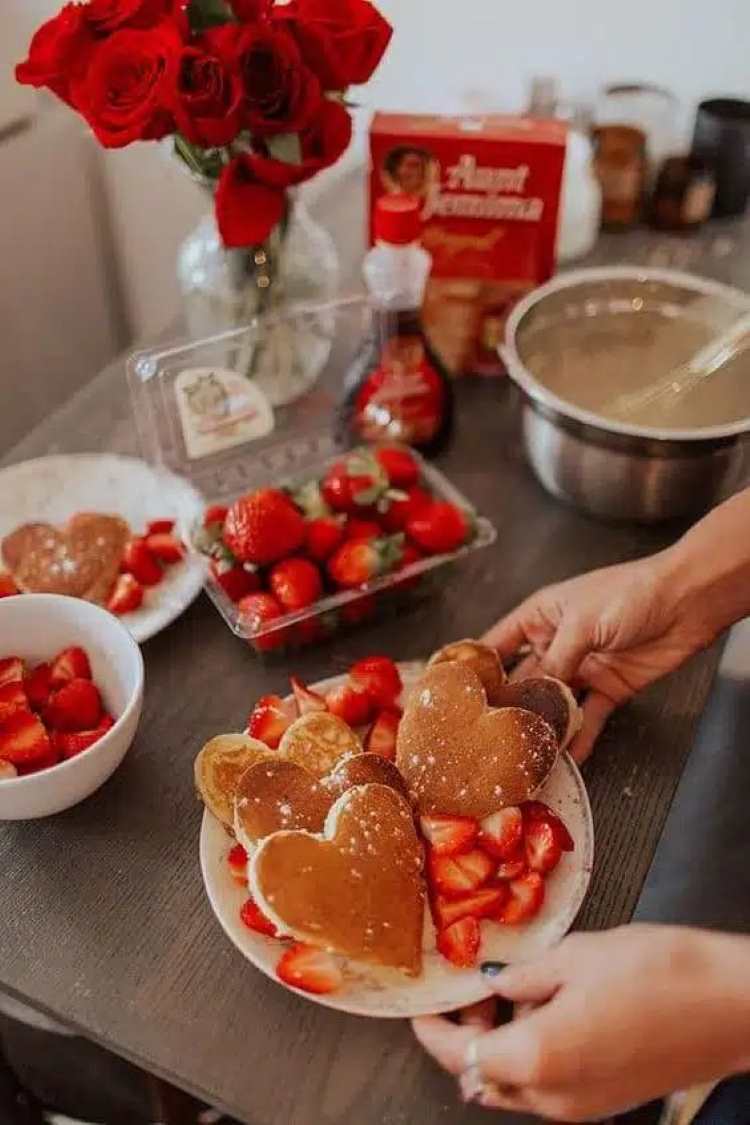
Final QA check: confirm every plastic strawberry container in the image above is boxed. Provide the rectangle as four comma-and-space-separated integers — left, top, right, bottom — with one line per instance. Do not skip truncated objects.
128, 298, 496, 653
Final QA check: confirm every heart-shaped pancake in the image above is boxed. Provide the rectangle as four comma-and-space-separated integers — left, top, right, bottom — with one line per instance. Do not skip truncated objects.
428, 639, 507, 705
397, 662, 559, 817
234, 753, 411, 850
250, 784, 424, 975
492, 676, 582, 751
278, 711, 362, 775
2, 513, 130, 604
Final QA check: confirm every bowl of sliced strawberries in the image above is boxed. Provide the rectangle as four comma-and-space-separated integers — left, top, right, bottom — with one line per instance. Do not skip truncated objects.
0, 594, 144, 819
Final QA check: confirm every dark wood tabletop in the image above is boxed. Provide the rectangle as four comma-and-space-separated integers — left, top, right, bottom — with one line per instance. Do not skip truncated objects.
1, 210, 749, 1125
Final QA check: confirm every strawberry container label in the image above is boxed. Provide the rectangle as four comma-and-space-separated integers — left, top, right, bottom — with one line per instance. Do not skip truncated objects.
369, 113, 567, 376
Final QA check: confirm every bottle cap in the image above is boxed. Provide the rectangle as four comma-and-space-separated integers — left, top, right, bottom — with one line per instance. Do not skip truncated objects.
374, 193, 422, 244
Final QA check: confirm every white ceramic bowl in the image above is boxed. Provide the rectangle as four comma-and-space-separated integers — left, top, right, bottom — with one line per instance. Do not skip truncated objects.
0, 595, 144, 819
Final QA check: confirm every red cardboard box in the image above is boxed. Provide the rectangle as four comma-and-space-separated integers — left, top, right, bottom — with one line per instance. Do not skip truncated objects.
369, 113, 567, 375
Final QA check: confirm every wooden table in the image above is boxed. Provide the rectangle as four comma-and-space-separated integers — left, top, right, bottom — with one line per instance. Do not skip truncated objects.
1, 215, 748, 1125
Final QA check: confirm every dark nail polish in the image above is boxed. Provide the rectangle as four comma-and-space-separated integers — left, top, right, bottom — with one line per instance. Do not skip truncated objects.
480, 961, 507, 977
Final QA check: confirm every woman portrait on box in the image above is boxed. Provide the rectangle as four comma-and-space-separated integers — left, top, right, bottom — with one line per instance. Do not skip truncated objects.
413, 486, 750, 1123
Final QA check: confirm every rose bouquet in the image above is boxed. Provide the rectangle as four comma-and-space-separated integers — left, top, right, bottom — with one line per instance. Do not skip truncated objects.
16, 0, 392, 249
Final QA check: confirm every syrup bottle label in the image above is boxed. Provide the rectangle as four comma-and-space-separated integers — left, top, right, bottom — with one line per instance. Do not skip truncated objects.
353, 335, 446, 446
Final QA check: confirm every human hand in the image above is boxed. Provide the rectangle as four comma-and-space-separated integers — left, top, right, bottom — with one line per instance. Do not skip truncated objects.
413, 925, 750, 1122
483, 551, 719, 762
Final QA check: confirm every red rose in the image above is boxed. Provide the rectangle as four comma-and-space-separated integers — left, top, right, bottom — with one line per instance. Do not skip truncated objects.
233, 24, 321, 135
228, 0, 272, 19
280, 0, 392, 89
15, 3, 93, 105
215, 156, 286, 247
75, 24, 180, 148
246, 97, 352, 187
172, 30, 242, 147
84, 0, 171, 33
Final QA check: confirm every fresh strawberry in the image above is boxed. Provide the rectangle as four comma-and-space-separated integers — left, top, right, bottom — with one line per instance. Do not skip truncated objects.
0, 680, 28, 723
276, 943, 342, 994
320, 452, 387, 515
420, 813, 478, 856
145, 533, 185, 565
479, 807, 524, 860
269, 557, 322, 611
407, 501, 470, 555
210, 558, 259, 603
238, 592, 287, 651
146, 518, 175, 535
436, 916, 481, 968
497, 871, 546, 925
240, 896, 278, 938
248, 694, 296, 748
227, 843, 248, 885
522, 801, 575, 852
0, 574, 19, 598
0, 760, 18, 780
429, 849, 495, 898
345, 518, 382, 541
24, 663, 52, 711
325, 682, 372, 727
525, 819, 563, 874
290, 676, 327, 715
364, 708, 400, 760
380, 485, 432, 533
0, 710, 51, 766
340, 594, 377, 625
203, 504, 229, 528
0, 657, 24, 687
49, 646, 91, 687
45, 678, 102, 732
393, 542, 425, 591
294, 617, 325, 647
52, 719, 110, 760
433, 886, 508, 928
495, 848, 528, 881
374, 446, 420, 489
107, 573, 144, 615
327, 535, 402, 588
122, 537, 163, 586
305, 515, 345, 562
349, 655, 402, 708
223, 489, 305, 566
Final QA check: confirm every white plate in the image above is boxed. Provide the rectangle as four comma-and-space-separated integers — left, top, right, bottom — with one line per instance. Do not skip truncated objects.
0, 455, 207, 643
200, 664, 594, 1018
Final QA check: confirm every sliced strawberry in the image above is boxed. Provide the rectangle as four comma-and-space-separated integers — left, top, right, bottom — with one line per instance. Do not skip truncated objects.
50, 646, 91, 687
145, 532, 185, 565
345, 518, 382, 541
247, 694, 296, 748
374, 447, 420, 489
227, 843, 249, 885
419, 813, 478, 856
52, 724, 108, 760
349, 655, 402, 708
107, 573, 144, 615
324, 682, 372, 727
525, 819, 563, 874
0, 658, 24, 688
522, 800, 575, 852
122, 537, 162, 586
0, 680, 29, 723
146, 518, 175, 535
429, 849, 495, 898
0, 574, 19, 599
436, 916, 480, 968
364, 708, 400, 760
240, 896, 278, 938
276, 943, 342, 994
433, 886, 508, 928
497, 872, 546, 925
495, 847, 528, 881
0, 711, 51, 766
479, 807, 524, 860
17, 746, 60, 774
0, 760, 18, 780
305, 515, 345, 562
290, 676, 327, 716
24, 663, 52, 711
203, 504, 229, 528
44, 678, 102, 732
210, 558, 259, 603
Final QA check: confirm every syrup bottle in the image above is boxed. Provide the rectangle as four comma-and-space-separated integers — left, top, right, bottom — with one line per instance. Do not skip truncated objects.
341, 194, 453, 455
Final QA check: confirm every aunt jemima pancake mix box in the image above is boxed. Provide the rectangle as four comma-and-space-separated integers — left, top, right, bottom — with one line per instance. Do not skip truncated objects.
369, 113, 567, 375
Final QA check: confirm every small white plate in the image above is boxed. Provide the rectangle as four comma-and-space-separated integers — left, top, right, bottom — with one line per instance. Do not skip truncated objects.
0, 454, 207, 643
200, 664, 594, 1018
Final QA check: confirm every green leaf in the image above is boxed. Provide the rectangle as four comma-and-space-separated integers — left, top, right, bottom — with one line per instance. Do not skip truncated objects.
266, 132, 303, 166
188, 0, 233, 32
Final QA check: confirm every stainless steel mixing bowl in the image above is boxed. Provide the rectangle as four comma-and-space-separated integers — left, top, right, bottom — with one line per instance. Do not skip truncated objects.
501, 266, 750, 522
